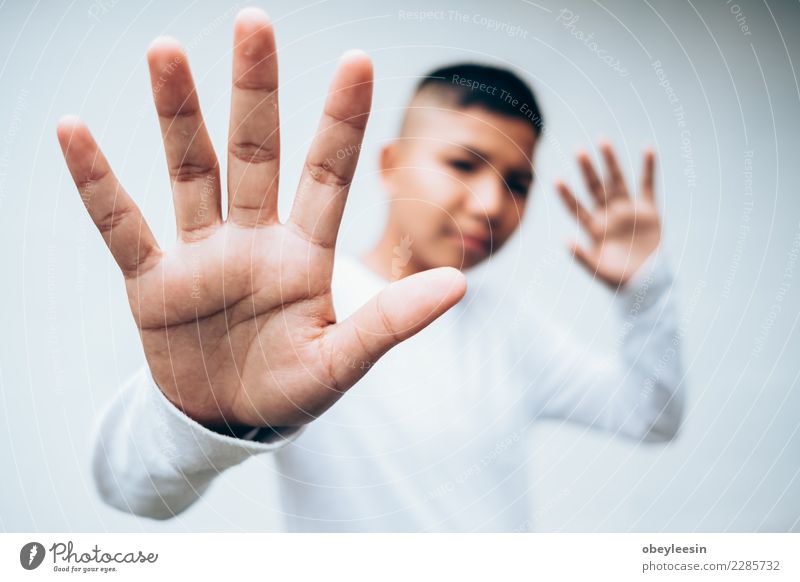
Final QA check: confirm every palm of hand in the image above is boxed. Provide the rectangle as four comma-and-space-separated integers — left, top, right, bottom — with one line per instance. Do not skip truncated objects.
131, 223, 339, 428
58, 9, 466, 431
556, 142, 662, 289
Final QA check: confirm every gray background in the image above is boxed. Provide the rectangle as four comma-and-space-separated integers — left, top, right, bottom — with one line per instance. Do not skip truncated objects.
0, 0, 798, 532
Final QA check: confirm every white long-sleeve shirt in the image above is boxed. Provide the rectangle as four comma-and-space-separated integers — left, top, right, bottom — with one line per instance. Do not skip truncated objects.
91, 249, 684, 532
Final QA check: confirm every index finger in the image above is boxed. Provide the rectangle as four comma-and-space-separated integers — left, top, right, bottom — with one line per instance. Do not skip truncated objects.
641, 148, 656, 201
288, 50, 372, 249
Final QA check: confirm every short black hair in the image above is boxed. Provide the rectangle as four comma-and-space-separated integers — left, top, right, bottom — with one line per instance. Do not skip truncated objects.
412, 63, 543, 136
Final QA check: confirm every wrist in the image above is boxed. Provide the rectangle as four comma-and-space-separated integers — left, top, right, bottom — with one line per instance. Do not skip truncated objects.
144, 367, 305, 446
147, 370, 248, 433
615, 247, 674, 313
204, 421, 266, 439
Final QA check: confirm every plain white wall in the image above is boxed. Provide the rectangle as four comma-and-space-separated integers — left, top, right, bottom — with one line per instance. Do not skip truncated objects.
0, 0, 798, 532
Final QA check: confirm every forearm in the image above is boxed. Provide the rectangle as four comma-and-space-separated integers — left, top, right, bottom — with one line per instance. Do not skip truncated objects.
91, 366, 302, 519
532, 248, 685, 442
604, 248, 685, 441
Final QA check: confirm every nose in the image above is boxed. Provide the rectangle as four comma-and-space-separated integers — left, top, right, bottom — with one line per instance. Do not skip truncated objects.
467, 174, 506, 221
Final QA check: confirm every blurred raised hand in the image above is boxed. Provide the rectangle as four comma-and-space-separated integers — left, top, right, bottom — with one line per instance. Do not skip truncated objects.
556, 142, 662, 289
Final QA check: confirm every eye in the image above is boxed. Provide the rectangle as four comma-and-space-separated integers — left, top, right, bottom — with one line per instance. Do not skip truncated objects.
448, 159, 476, 172
508, 181, 530, 197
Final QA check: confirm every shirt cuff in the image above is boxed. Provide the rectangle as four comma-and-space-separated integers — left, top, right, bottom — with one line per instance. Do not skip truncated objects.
143, 367, 305, 474
612, 247, 675, 315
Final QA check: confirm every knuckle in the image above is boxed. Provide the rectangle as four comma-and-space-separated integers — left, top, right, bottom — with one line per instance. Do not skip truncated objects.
95, 205, 133, 236
169, 162, 218, 183
229, 140, 278, 165
287, 220, 335, 250
375, 295, 401, 344
304, 159, 351, 188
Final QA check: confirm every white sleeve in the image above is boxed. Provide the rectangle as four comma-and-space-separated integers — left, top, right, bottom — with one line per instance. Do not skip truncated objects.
524, 248, 685, 442
91, 365, 304, 519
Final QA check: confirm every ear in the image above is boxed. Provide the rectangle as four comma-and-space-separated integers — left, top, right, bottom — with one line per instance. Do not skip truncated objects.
380, 141, 398, 171
379, 141, 400, 195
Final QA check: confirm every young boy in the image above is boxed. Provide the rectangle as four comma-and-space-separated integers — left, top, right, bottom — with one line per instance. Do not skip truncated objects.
57, 8, 684, 532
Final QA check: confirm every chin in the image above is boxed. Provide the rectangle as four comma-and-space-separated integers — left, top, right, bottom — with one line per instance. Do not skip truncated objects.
461, 254, 490, 270
432, 250, 488, 271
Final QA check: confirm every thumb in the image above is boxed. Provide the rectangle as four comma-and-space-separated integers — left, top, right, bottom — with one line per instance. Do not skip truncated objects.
567, 239, 598, 275
325, 266, 467, 389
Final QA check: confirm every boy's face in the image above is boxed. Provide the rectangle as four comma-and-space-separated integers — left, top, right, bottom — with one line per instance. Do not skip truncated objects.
380, 102, 537, 272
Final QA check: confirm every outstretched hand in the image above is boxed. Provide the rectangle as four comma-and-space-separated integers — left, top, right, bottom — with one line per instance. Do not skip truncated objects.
57, 8, 466, 431
556, 142, 662, 289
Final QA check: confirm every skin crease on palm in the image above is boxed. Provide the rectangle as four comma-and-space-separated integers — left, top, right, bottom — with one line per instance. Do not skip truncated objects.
56, 7, 662, 432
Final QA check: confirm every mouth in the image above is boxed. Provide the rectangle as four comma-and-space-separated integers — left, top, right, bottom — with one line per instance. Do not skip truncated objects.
444, 227, 492, 256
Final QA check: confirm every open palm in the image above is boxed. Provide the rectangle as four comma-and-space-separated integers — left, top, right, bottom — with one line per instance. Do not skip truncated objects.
57, 8, 466, 432
556, 143, 662, 289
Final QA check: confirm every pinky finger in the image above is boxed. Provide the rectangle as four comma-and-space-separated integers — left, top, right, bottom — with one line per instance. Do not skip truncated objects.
57, 116, 161, 277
